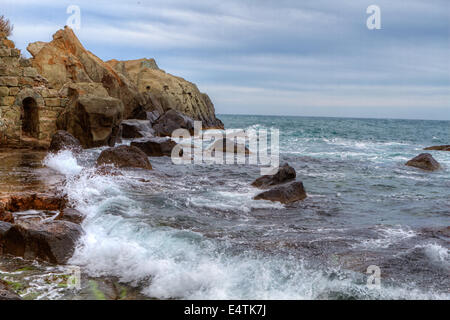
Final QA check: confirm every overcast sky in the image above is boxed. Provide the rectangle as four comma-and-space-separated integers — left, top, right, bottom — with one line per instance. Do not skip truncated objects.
2, 0, 449, 120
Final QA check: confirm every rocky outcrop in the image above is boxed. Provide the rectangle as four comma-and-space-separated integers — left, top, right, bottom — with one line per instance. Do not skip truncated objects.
208, 138, 250, 155
107, 58, 224, 129
424, 145, 450, 151
131, 137, 180, 157
27, 27, 158, 119
48, 130, 82, 153
251, 163, 296, 189
254, 181, 307, 204
405, 153, 441, 171
1, 193, 67, 212
153, 109, 195, 137
96, 145, 152, 170
0, 220, 82, 264
56, 83, 124, 148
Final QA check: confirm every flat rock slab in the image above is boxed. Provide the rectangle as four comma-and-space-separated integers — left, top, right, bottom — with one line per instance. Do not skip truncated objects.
424, 145, 450, 151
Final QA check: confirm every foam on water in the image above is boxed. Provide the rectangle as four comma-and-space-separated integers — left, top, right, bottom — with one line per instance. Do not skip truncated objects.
43, 150, 83, 176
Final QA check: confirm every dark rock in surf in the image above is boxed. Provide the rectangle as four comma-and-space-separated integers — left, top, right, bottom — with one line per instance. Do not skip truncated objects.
131, 137, 181, 157
405, 153, 440, 171
251, 163, 296, 189
424, 145, 450, 152
55, 208, 85, 225
0, 279, 22, 300
48, 130, 83, 154
254, 181, 307, 204
0, 220, 83, 264
96, 145, 152, 170
121, 121, 144, 139
209, 138, 250, 155
153, 109, 195, 137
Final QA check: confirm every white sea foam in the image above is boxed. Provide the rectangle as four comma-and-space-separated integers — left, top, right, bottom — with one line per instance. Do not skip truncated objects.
353, 226, 417, 249
421, 243, 449, 269
43, 150, 83, 176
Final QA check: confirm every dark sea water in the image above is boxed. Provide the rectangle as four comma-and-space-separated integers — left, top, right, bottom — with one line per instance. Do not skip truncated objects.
3, 115, 449, 299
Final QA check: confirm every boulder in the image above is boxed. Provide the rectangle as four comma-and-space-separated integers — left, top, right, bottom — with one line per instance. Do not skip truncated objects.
254, 181, 307, 204
405, 153, 440, 171
0, 279, 22, 300
48, 130, 83, 153
57, 93, 124, 148
424, 145, 450, 152
107, 58, 224, 129
131, 137, 180, 157
153, 109, 195, 137
96, 145, 152, 170
28, 27, 159, 119
55, 208, 85, 225
0, 220, 83, 264
209, 138, 250, 155
121, 120, 154, 139
251, 163, 296, 189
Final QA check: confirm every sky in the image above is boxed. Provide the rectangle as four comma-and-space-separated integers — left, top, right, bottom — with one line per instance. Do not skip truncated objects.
1, 0, 449, 120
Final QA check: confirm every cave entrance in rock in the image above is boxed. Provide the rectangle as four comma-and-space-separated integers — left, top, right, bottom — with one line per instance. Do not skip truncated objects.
22, 97, 39, 138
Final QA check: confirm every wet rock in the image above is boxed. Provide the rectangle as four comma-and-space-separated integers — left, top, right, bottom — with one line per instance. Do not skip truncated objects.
96, 145, 152, 170
0, 207, 14, 223
0, 220, 83, 264
424, 145, 450, 152
48, 130, 83, 153
131, 137, 180, 157
121, 120, 153, 139
209, 138, 250, 155
0, 279, 22, 300
153, 109, 195, 137
251, 163, 296, 189
405, 153, 440, 171
2, 193, 67, 212
254, 181, 307, 204
55, 208, 85, 225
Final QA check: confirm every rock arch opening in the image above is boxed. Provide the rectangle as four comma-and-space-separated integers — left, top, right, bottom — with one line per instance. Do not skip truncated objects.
22, 97, 39, 138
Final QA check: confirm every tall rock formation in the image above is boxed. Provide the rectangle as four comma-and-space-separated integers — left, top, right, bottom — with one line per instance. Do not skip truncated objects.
107, 59, 224, 129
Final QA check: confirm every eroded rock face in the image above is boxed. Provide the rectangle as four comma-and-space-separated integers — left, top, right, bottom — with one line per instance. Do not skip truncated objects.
405, 153, 441, 171
96, 145, 152, 170
48, 130, 83, 153
0, 220, 82, 264
131, 137, 180, 157
107, 58, 224, 129
2, 193, 67, 212
153, 109, 195, 137
251, 163, 296, 189
424, 145, 450, 152
254, 181, 307, 204
0, 208, 14, 223
27, 27, 160, 119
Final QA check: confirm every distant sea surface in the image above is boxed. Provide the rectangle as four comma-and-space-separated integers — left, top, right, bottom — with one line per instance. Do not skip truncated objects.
3, 115, 449, 299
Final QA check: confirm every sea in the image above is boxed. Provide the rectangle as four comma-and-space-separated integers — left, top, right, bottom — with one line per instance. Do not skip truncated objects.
1, 115, 449, 299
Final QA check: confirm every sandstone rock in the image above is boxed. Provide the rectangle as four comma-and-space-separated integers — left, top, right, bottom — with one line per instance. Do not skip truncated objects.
57, 93, 124, 148
405, 153, 440, 171
107, 58, 224, 128
48, 130, 83, 153
28, 27, 155, 118
424, 145, 450, 152
254, 181, 307, 204
153, 109, 195, 137
3, 193, 67, 212
0, 279, 22, 300
251, 163, 296, 189
0, 220, 82, 264
0, 208, 14, 223
209, 138, 250, 155
131, 137, 180, 157
96, 145, 152, 170
55, 208, 84, 224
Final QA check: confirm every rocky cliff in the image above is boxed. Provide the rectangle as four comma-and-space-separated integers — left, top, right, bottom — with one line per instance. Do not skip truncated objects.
107, 59, 224, 129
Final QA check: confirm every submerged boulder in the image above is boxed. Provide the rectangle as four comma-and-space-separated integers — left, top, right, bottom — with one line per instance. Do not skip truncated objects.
254, 181, 307, 204
405, 153, 440, 171
0, 220, 82, 264
424, 145, 450, 152
96, 145, 152, 170
48, 130, 83, 153
153, 109, 195, 137
131, 137, 180, 157
251, 163, 296, 189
